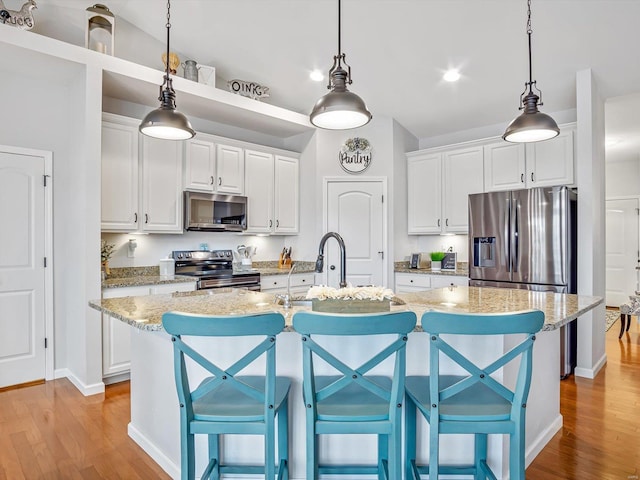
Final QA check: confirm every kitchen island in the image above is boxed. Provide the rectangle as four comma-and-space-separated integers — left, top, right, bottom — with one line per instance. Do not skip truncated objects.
89, 287, 602, 479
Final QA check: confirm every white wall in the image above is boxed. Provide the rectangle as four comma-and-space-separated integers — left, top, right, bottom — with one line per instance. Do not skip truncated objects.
606, 158, 640, 197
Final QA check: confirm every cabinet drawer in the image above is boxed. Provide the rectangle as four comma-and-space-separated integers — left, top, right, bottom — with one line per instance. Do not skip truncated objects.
395, 273, 431, 293
261, 273, 314, 291
430, 275, 468, 289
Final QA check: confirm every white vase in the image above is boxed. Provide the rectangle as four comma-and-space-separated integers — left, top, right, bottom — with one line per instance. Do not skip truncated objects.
431, 260, 442, 272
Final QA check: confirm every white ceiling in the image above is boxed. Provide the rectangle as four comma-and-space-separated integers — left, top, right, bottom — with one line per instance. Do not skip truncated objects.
41, 0, 640, 156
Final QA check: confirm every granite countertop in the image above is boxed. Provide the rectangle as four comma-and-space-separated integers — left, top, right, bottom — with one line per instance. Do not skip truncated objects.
252, 261, 316, 276
89, 286, 602, 333
102, 275, 197, 289
394, 261, 469, 277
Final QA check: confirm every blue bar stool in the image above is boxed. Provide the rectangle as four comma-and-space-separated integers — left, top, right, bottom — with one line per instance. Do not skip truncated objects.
162, 311, 291, 480
404, 310, 544, 480
293, 310, 417, 479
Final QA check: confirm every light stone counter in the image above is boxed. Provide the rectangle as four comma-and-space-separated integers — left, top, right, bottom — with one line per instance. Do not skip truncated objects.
88, 286, 602, 332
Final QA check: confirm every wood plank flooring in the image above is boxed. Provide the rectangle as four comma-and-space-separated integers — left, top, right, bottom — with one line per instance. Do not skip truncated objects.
0, 315, 637, 479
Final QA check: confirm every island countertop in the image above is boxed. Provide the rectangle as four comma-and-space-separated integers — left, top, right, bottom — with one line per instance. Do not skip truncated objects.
89, 286, 602, 333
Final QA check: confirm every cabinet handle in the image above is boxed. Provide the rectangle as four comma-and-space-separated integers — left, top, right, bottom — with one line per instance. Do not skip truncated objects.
276, 219, 279, 228
218, 177, 222, 186
210, 176, 214, 185
445, 218, 449, 227
378, 251, 384, 259
531, 172, 534, 182
145, 214, 149, 224
437, 219, 441, 227
269, 219, 273, 228
521, 173, 524, 183
134, 212, 138, 223
410, 279, 414, 283
302, 279, 306, 282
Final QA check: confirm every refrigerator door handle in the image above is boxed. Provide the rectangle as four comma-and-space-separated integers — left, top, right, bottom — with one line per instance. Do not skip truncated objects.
505, 202, 511, 272
513, 198, 520, 273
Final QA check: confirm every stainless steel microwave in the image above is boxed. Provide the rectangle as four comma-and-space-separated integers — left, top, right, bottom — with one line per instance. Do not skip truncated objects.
184, 191, 247, 232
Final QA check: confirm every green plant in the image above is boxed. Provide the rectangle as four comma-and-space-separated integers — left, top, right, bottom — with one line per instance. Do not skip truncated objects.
101, 239, 116, 263
430, 251, 446, 262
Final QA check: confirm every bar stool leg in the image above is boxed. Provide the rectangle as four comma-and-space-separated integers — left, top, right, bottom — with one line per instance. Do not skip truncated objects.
619, 314, 628, 339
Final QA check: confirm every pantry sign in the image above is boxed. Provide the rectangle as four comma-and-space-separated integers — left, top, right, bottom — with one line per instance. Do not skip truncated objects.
339, 137, 372, 174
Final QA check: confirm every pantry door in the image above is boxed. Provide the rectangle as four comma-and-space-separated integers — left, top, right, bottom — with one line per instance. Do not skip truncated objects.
605, 198, 639, 306
324, 178, 387, 288
0, 146, 52, 388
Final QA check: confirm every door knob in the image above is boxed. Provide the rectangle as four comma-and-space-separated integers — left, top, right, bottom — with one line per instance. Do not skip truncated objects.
330, 265, 336, 270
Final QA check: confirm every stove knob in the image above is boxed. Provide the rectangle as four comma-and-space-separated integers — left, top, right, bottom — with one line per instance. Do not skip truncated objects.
177, 253, 183, 259
186, 253, 192, 258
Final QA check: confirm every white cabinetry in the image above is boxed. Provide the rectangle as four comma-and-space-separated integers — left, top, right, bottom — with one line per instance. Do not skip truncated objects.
484, 127, 575, 192
216, 144, 244, 194
261, 273, 314, 295
101, 281, 196, 381
101, 115, 139, 231
245, 152, 299, 235
407, 146, 483, 234
184, 136, 216, 192
101, 113, 184, 234
140, 135, 184, 233
395, 272, 468, 294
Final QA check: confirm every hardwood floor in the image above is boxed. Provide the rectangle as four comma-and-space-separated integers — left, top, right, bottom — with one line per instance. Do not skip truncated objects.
0, 316, 637, 479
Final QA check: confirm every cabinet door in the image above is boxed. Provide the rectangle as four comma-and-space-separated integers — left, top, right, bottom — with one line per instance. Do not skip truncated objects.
141, 136, 184, 233
184, 137, 216, 192
101, 117, 139, 232
216, 144, 245, 194
430, 275, 468, 288
525, 129, 575, 187
443, 146, 484, 233
245, 150, 275, 233
407, 153, 442, 234
274, 155, 299, 234
483, 142, 526, 192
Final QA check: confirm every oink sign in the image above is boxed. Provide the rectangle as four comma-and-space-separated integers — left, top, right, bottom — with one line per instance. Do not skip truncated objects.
339, 137, 372, 174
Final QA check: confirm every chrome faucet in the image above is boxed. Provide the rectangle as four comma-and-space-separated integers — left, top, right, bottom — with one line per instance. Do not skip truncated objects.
276, 263, 297, 309
315, 232, 347, 288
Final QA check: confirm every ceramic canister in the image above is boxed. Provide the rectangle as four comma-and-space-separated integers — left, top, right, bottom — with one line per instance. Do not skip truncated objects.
159, 257, 175, 277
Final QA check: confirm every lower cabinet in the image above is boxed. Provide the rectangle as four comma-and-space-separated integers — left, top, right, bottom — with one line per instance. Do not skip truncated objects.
261, 273, 315, 295
395, 272, 468, 294
101, 281, 196, 382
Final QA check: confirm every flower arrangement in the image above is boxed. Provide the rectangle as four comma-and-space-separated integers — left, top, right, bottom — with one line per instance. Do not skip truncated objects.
341, 137, 371, 154
306, 285, 394, 301
101, 239, 116, 263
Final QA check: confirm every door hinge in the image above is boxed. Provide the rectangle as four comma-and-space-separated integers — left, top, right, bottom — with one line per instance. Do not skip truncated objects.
44, 338, 48, 349
43, 174, 50, 187
44, 257, 47, 267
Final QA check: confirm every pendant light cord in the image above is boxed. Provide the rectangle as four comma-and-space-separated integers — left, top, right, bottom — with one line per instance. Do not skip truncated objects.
526, 0, 533, 93
337, 0, 341, 57
165, 0, 171, 79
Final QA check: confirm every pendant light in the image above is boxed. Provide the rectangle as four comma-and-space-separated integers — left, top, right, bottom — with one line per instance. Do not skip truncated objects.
309, 0, 372, 130
139, 0, 195, 140
503, 0, 559, 143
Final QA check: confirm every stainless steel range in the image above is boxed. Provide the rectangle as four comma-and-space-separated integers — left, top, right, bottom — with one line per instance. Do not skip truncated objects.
172, 250, 261, 291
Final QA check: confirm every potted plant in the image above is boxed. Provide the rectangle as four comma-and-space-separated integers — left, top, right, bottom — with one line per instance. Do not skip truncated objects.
101, 239, 116, 278
430, 251, 446, 272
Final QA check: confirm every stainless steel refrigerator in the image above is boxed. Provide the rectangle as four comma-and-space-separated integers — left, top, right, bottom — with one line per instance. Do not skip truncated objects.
468, 186, 577, 377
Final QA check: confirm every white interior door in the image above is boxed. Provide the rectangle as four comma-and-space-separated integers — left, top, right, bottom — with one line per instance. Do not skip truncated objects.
325, 179, 386, 288
0, 149, 47, 388
606, 198, 639, 306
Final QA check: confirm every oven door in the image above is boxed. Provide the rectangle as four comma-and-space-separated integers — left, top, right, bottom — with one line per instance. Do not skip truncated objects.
198, 273, 260, 291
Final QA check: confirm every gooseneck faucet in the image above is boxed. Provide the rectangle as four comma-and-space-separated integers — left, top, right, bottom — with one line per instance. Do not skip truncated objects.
315, 232, 347, 288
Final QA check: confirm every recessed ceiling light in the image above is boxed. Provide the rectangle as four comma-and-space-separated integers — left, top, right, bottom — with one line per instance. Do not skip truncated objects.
443, 69, 461, 82
310, 69, 324, 82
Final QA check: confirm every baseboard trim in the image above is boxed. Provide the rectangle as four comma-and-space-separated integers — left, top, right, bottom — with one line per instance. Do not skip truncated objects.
575, 352, 607, 379
128, 422, 180, 479
525, 413, 563, 467
55, 368, 105, 396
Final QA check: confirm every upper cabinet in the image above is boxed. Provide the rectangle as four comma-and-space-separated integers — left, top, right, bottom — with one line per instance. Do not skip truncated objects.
101, 113, 183, 234
484, 126, 575, 192
216, 144, 245, 194
407, 146, 484, 234
184, 137, 245, 195
244, 151, 299, 235
101, 115, 139, 231
184, 136, 216, 192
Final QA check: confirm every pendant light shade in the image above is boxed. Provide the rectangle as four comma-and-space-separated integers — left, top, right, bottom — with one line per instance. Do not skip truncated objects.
503, 0, 559, 143
139, 0, 194, 140
310, 0, 372, 130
